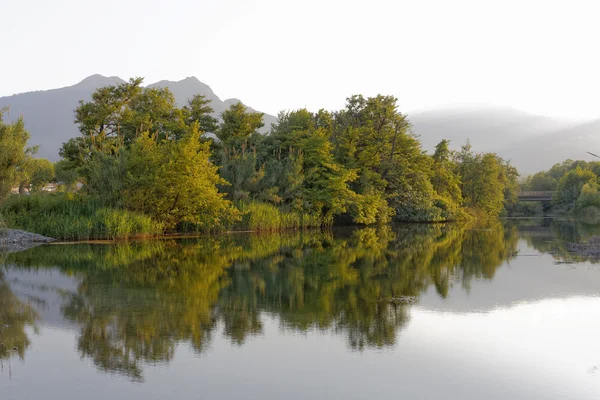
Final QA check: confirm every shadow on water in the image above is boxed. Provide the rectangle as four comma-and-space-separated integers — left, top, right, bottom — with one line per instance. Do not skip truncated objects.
0, 221, 528, 379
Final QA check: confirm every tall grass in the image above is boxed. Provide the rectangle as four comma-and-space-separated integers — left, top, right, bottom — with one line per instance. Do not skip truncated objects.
236, 201, 324, 232
1, 194, 164, 240
0, 211, 6, 237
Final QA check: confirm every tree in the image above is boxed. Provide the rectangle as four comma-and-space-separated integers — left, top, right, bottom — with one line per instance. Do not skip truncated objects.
122, 124, 239, 231
182, 95, 219, 134
217, 102, 264, 155
0, 108, 37, 200
299, 127, 358, 222
552, 167, 597, 212
54, 160, 80, 191
455, 142, 511, 217
575, 180, 600, 212
65, 78, 199, 165
28, 158, 55, 192
431, 140, 463, 220
523, 172, 557, 191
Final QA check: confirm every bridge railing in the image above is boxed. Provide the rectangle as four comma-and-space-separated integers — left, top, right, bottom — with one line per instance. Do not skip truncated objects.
517, 191, 557, 199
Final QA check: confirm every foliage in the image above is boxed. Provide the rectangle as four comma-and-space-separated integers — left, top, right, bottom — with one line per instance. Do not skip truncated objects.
19, 157, 55, 193
236, 201, 323, 231
217, 102, 264, 153
26, 80, 525, 234
507, 201, 544, 217
54, 159, 80, 190
61, 78, 217, 171
552, 167, 597, 212
0, 108, 37, 200
575, 180, 600, 213
1, 193, 164, 240
455, 141, 518, 218
522, 160, 600, 216
121, 125, 239, 231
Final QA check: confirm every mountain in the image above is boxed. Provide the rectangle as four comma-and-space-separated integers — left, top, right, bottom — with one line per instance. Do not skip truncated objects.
0, 75, 125, 160
494, 119, 600, 174
0, 75, 278, 161
408, 106, 596, 175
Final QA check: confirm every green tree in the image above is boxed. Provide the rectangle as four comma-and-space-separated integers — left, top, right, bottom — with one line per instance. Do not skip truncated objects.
575, 180, 600, 212
553, 167, 597, 211
455, 142, 511, 217
299, 127, 358, 222
0, 109, 37, 200
28, 158, 55, 192
122, 124, 239, 231
217, 102, 264, 154
332, 95, 437, 222
523, 171, 557, 191
64, 78, 213, 167
431, 140, 463, 219
182, 95, 219, 134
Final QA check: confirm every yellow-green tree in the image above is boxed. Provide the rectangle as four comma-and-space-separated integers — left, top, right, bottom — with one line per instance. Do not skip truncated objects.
0, 109, 37, 200
123, 124, 239, 231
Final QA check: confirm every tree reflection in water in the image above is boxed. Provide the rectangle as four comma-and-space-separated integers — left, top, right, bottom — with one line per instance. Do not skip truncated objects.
4, 222, 519, 380
0, 269, 38, 363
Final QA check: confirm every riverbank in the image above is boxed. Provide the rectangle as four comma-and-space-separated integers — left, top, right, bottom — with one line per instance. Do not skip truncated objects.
566, 236, 600, 258
0, 229, 56, 253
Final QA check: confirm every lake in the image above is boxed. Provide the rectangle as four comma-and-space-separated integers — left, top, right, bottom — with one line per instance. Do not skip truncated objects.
1, 219, 600, 399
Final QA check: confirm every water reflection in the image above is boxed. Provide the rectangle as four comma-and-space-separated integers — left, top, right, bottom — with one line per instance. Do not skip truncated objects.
0, 270, 38, 361
0, 222, 525, 380
520, 218, 600, 264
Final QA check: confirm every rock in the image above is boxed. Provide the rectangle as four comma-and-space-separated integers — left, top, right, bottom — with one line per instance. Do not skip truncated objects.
566, 236, 600, 258
388, 296, 418, 304
0, 229, 56, 253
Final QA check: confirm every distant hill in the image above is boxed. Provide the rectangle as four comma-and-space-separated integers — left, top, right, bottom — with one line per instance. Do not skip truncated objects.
408, 106, 597, 175
494, 119, 600, 174
0, 75, 278, 161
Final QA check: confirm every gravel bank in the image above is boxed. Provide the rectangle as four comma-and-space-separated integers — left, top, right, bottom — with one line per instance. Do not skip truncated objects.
566, 236, 600, 258
0, 229, 56, 253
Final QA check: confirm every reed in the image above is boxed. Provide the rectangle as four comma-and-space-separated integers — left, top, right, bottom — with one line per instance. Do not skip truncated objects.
236, 202, 324, 232
1, 194, 164, 240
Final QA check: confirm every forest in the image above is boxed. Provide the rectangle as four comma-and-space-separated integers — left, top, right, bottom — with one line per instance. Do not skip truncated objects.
0, 78, 520, 239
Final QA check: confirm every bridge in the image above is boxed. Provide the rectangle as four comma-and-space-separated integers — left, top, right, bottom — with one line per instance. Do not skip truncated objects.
517, 191, 556, 202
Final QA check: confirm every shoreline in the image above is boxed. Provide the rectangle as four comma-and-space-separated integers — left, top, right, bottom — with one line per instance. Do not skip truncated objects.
0, 228, 56, 253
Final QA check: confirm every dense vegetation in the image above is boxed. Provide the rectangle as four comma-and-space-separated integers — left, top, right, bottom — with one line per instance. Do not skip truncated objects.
1, 79, 519, 239
519, 159, 600, 218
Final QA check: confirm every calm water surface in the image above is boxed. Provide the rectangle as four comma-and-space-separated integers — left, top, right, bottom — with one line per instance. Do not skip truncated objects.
2, 219, 600, 399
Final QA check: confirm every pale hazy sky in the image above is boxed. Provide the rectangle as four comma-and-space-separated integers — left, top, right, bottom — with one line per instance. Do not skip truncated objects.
2, 0, 599, 119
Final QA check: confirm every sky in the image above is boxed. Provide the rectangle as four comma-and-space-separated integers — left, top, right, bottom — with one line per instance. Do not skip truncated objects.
2, 0, 600, 120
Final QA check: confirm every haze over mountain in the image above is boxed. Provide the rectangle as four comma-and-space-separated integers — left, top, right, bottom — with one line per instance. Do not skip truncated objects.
410, 106, 598, 174
0, 74, 277, 161
1, 75, 598, 175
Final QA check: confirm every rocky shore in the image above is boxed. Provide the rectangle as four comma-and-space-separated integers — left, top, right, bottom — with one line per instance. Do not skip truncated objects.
566, 236, 600, 258
0, 229, 56, 253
